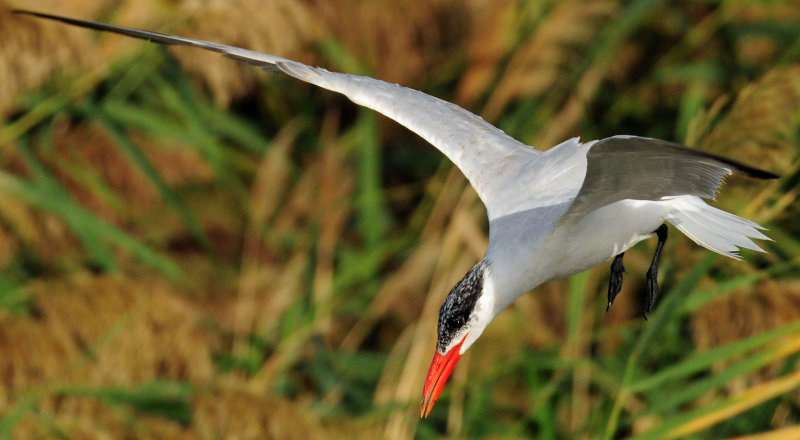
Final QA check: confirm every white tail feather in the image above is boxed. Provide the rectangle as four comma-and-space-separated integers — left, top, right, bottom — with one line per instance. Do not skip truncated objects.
663, 196, 769, 260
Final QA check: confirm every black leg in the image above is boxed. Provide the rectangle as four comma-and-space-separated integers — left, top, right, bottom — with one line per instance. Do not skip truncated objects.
644, 224, 668, 319
607, 252, 625, 311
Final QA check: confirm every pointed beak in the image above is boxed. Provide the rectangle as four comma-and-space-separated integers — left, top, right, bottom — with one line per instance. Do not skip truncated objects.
420, 334, 467, 418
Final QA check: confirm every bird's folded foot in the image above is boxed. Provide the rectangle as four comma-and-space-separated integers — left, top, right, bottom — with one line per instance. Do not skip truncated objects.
607, 252, 625, 311
643, 224, 668, 319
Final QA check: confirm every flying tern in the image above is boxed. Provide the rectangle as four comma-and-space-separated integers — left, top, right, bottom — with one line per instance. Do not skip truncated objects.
15, 10, 778, 418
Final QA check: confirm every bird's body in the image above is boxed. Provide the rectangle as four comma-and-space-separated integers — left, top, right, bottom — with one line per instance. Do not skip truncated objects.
14, 10, 778, 418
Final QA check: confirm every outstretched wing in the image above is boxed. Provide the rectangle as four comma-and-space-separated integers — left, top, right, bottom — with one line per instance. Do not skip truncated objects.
559, 135, 778, 224
15, 10, 541, 214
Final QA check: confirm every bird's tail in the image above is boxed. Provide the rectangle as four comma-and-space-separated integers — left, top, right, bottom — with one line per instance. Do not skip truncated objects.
663, 195, 769, 260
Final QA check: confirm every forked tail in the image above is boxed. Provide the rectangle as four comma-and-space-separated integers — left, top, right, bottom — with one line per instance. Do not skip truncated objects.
664, 196, 769, 260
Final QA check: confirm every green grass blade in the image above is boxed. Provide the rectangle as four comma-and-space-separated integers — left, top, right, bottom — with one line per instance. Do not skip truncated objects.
351, 111, 389, 251
0, 274, 31, 315
647, 330, 800, 414
603, 253, 717, 439
632, 367, 800, 439
15, 136, 118, 270
0, 396, 36, 440
86, 101, 212, 252
59, 381, 193, 425
630, 319, 800, 394
0, 170, 183, 280
145, 65, 251, 203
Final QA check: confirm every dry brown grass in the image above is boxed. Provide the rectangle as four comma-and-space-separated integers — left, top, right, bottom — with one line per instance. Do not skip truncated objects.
693, 280, 800, 350
173, 0, 325, 106
0, 275, 385, 439
0, 3, 88, 116
0, 118, 215, 271
699, 67, 800, 176
0, 276, 213, 391
478, 0, 618, 121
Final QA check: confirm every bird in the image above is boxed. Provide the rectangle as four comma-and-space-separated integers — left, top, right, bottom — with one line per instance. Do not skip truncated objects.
14, 10, 779, 419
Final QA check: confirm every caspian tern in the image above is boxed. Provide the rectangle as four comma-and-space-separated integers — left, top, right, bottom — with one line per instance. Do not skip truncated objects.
15, 10, 778, 418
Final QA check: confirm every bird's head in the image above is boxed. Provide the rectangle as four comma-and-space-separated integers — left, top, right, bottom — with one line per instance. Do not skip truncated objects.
420, 261, 494, 418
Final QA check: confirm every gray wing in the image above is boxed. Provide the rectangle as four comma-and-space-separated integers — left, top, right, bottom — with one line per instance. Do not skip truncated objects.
15, 10, 540, 212
559, 136, 778, 224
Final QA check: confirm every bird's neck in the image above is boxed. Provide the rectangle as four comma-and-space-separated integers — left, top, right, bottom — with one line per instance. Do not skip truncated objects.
482, 252, 549, 317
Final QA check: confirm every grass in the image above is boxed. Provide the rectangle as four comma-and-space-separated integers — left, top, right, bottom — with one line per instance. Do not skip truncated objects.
1, 1, 799, 438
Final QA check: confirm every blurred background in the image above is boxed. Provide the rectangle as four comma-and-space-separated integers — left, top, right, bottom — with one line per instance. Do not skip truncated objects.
1, 0, 799, 438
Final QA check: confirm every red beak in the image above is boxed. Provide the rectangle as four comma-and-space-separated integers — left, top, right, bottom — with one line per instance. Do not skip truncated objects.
420, 334, 467, 418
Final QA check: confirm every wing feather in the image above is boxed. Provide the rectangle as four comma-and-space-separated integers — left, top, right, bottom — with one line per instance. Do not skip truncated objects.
14, 10, 539, 210
559, 136, 778, 224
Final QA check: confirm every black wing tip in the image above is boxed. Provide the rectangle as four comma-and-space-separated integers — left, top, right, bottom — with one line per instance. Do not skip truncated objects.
12, 9, 40, 17
733, 164, 780, 180
13, 9, 108, 30
13, 10, 68, 21
599, 136, 780, 181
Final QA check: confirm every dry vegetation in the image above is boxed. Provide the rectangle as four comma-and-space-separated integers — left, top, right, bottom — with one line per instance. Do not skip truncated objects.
1, 0, 799, 439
